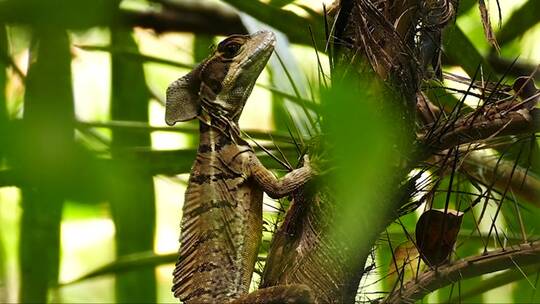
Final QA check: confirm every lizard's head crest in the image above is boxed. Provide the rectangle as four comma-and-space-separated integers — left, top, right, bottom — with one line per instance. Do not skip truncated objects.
165, 31, 276, 126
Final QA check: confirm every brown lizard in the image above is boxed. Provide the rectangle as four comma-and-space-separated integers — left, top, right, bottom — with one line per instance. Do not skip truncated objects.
165, 31, 314, 303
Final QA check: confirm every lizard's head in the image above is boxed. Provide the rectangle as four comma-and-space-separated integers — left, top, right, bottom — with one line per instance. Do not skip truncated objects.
165, 31, 276, 126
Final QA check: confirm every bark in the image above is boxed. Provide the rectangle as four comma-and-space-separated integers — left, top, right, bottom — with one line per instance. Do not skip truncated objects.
420, 108, 540, 153
261, 182, 364, 303
384, 241, 540, 303
261, 1, 426, 302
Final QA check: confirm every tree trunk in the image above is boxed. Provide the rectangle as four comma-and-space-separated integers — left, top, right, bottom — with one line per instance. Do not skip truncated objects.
261, 0, 458, 302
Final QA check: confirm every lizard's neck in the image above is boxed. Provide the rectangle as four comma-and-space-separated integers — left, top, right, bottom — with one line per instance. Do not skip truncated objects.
198, 121, 232, 152
197, 110, 242, 152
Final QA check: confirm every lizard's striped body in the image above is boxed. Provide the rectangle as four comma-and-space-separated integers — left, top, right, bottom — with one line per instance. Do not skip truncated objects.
165, 31, 314, 303
173, 124, 263, 301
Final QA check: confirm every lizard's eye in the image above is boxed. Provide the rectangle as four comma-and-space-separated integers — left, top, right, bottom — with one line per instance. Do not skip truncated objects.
220, 42, 241, 59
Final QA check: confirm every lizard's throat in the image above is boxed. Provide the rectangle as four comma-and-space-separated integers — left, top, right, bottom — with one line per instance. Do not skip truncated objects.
200, 96, 246, 124
197, 112, 241, 151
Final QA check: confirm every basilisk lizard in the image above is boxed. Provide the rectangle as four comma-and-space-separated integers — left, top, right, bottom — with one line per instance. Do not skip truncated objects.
166, 31, 314, 303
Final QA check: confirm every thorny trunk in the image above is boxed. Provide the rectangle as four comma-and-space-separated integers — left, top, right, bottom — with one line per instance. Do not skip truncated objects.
261, 182, 363, 303
261, 0, 456, 302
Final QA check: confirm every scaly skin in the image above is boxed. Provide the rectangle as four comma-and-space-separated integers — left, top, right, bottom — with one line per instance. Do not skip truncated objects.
166, 31, 314, 303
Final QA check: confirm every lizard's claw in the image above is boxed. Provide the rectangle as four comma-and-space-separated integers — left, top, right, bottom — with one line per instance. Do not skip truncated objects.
303, 154, 310, 166
302, 154, 320, 176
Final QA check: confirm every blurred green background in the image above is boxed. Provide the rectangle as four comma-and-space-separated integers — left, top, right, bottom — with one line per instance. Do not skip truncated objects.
0, 0, 538, 303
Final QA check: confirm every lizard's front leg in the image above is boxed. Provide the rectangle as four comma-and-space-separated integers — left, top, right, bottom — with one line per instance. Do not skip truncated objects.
249, 154, 314, 199
235, 155, 316, 303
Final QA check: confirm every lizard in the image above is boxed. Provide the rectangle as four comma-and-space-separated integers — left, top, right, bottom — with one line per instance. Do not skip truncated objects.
165, 31, 315, 303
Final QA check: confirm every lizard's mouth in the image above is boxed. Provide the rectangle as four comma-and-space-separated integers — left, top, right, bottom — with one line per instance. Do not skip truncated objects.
240, 31, 276, 71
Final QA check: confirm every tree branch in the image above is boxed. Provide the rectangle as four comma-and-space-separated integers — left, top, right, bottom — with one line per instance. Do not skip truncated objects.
462, 151, 540, 205
122, 2, 247, 36
384, 241, 540, 303
487, 54, 540, 79
419, 108, 540, 152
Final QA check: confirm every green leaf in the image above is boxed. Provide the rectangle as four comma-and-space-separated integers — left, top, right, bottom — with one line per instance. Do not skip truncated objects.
0, 24, 8, 303
63, 251, 177, 285
76, 44, 193, 69
497, 0, 540, 46
17, 28, 75, 303
0, 148, 187, 197
422, 81, 473, 114
443, 25, 497, 79
0, 0, 114, 29
64, 250, 270, 286
135, 146, 298, 176
109, 27, 156, 302
188, 34, 214, 146
457, 0, 477, 15
268, 0, 296, 8
499, 135, 540, 183
0, 25, 7, 152
322, 70, 409, 278
503, 198, 540, 302
75, 119, 300, 144
269, 70, 293, 134
449, 264, 540, 302
193, 34, 214, 63
221, 0, 325, 49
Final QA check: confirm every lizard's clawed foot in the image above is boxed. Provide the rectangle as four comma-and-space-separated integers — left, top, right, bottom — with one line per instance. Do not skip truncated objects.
302, 154, 320, 176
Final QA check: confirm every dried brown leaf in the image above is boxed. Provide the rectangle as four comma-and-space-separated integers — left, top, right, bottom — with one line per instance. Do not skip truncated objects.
416, 209, 463, 266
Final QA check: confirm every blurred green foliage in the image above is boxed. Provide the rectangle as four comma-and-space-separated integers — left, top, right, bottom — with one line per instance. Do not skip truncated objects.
18, 28, 74, 302
322, 72, 405, 254
0, 26, 7, 161
110, 25, 156, 302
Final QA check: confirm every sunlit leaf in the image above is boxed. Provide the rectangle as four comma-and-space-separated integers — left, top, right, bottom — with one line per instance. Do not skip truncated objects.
449, 264, 540, 302
323, 71, 409, 295
503, 195, 540, 302
109, 26, 157, 302
75, 119, 299, 143
221, 0, 325, 49
64, 251, 177, 285
64, 250, 271, 285
0, 25, 7, 162
17, 28, 74, 303
458, 0, 477, 15
0, 24, 7, 303
0, 0, 114, 29
76, 44, 193, 69
268, 0, 296, 8
193, 34, 214, 63
497, 0, 540, 46
443, 25, 497, 79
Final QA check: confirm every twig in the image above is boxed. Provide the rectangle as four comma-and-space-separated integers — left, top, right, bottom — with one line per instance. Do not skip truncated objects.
419, 108, 540, 152
461, 150, 540, 206
384, 241, 540, 303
